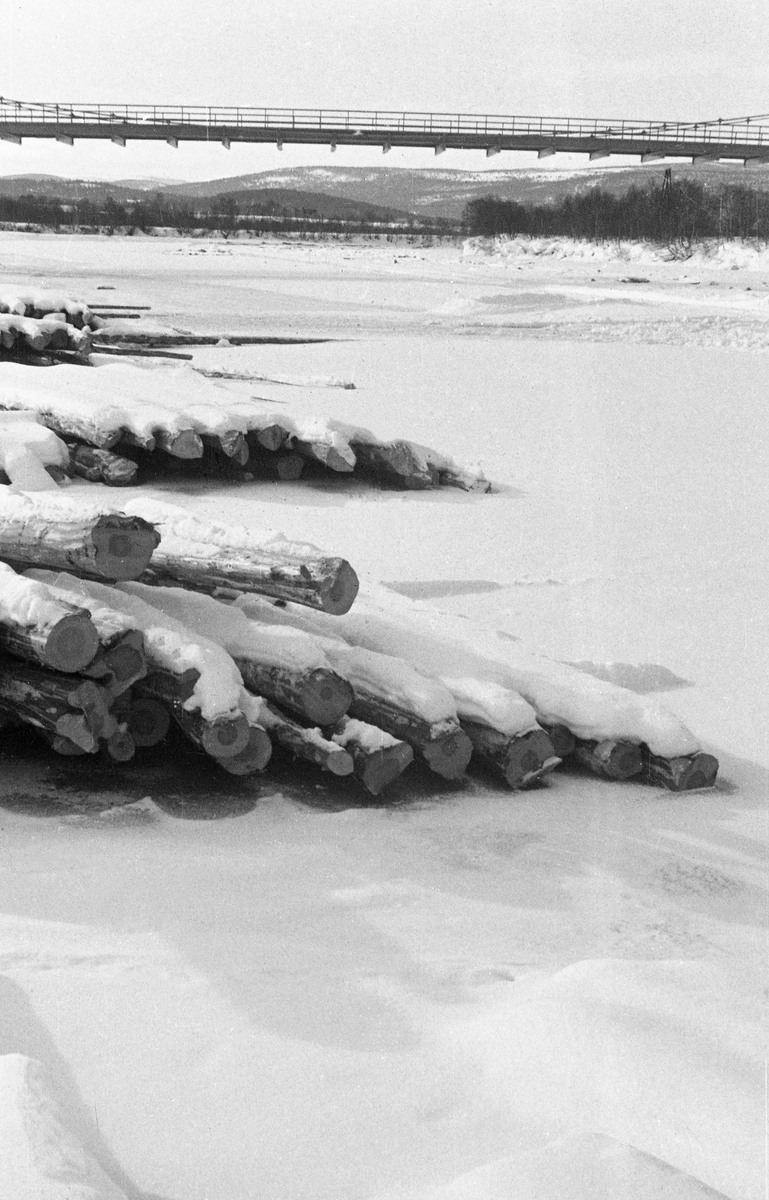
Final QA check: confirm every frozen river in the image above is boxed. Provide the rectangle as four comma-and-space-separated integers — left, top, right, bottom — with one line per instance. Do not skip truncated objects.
0, 231, 766, 1199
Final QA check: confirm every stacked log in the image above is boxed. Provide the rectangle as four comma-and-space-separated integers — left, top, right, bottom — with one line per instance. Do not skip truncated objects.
0, 314, 93, 359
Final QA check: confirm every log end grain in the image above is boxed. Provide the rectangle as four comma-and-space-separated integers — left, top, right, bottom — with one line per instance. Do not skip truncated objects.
198, 712, 251, 760
124, 697, 171, 748
218, 725, 273, 775
422, 727, 473, 780
319, 559, 360, 615
302, 669, 355, 726
643, 750, 719, 791
537, 722, 576, 759
501, 729, 558, 788
354, 741, 414, 795
91, 514, 161, 581
41, 615, 101, 674
102, 729, 136, 763
574, 738, 644, 781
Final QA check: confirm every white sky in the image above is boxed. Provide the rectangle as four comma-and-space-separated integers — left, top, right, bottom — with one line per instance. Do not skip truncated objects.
1, 0, 768, 182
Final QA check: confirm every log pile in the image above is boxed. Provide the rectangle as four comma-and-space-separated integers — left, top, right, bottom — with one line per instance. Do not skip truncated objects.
0, 282, 491, 491
0, 495, 719, 797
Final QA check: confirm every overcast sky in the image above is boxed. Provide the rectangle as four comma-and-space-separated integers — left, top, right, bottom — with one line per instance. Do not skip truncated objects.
1, 0, 767, 181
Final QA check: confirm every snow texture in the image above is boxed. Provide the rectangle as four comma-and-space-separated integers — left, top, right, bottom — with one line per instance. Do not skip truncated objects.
0, 1054, 127, 1200
0, 562, 73, 632
332, 715, 402, 753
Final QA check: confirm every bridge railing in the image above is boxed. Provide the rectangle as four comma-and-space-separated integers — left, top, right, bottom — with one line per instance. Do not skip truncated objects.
1, 99, 768, 146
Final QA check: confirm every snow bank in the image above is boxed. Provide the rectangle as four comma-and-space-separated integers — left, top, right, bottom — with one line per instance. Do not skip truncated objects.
0, 1054, 127, 1200
239, 587, 699, 756
27, 571, 243, 722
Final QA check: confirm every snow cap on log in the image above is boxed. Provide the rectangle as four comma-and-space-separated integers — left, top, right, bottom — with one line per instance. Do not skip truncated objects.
28, 571, 244, 723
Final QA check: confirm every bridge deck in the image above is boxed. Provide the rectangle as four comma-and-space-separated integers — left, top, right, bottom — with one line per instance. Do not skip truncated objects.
2, 101, 769, 162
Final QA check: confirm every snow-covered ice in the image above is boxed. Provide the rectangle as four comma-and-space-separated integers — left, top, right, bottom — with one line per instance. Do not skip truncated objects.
0, 230, 765, 1200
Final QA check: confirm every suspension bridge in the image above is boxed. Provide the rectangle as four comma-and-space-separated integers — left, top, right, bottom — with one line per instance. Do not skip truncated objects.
1, 99, 768, 163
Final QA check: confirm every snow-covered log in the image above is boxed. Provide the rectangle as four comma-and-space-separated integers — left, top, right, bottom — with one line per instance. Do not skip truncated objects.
292, 436, 355, 474
0, 289, 101, 328
0, 563, 100, 672
462, 722, 559, 789
331, 716, 414, 795
642, 748, 719, 791
573, 738, 644, 780
0, 492, 160, 581
118, 582, 355, 724
246, 585, 701, 759
0, 1054, 129, 1199
27, 571, 245, 724
120, 500, 359, 614
138, 668, 251, 759
247, 695, 353, 776
68, 444, 138, 487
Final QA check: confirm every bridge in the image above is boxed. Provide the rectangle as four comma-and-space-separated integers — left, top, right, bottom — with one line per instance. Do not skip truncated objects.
1, 98, 769, 163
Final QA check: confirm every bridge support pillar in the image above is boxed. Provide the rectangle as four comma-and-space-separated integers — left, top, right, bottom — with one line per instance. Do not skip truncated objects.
589, 149, 609, 160
0, 133, 21, 145
276, 138, 283, 150
111, 135, 126, 147
55, 134, 74, 146
221, 136, 231, 149
537, 147, 555, 158
382, 142, 391, 153
485, 145, 501, 157
329, 141, 336, 152
166, 136, 179, 148
434, 142, 446, 155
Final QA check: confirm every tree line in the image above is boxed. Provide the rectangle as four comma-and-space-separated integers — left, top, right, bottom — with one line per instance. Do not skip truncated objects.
463, 178, 769, 244
0, 190, 455, 238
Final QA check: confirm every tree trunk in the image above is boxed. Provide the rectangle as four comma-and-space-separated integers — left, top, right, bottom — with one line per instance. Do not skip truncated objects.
261, 700, 353, 775
217, 724, 273, 775
572, 738, 644, 780
641, 748, 718, 791
0, 510, 160, 582
154, 429, 203, 459
237, 658, 353, 725
140, 550, 359, 615
0, 608, 100, 674
331, 717, 413, 795
68, 444, 138, 487
0, 662, 115, 745
351, 440, 439, 489
137, 669, 249, 760
537, 721, 576, 758
346, 690, 471, 780
462, 722, 558, 788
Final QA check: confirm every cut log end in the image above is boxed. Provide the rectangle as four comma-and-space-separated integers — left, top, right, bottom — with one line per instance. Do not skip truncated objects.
537, 722, 576, 759
574, 738, 644, 781
198, 712, 251, 759
42, 615, 101, 674
319, 560, 360, 615
102, 729, 136, 763
354, 742, 414, 795
501, 729, 558, 788
91, 514, 160, 581
124, 697, 171, 747
301, 669, 354, 726
156, 429, 204, 460
218, 725, 273, 775
643, 751, 719, 792
421, 728, 473, 780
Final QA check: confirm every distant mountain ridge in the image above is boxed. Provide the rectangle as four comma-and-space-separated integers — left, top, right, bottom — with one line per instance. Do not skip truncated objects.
1, 162, 768, 219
